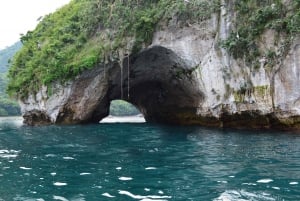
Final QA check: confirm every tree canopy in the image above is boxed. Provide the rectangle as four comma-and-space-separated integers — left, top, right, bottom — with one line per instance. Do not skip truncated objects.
0, 41, 22, 73
7, 0, 219, 98
7, 0, 300, 99
0, 42, 22, 116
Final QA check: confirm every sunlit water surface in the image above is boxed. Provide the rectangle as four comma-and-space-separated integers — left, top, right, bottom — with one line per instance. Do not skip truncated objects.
0, 117, 300, 201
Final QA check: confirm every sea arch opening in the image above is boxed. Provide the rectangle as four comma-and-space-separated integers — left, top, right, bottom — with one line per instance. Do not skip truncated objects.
100, 100, 145, 123
51, 46, 204, 126
93, 46, 204, 125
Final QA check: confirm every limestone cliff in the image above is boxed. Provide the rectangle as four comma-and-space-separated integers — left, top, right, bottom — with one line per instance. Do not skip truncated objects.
13, 0, 300, 129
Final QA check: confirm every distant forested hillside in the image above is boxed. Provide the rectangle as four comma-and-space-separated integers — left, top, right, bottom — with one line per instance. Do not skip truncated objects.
0, 42, 22, 116
0, 42, 22, 73
110, 100, 140, 116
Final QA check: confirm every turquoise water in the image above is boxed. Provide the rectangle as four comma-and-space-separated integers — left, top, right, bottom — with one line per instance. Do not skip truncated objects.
0, 117, 300, 200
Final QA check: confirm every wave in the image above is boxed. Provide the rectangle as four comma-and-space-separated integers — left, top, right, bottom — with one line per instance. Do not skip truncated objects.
214, 190, 276, 201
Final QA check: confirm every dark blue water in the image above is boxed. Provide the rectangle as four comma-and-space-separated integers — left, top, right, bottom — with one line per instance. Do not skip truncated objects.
0, 117, 300, 201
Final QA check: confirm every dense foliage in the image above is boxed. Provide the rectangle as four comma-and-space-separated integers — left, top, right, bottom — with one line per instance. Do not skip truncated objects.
9, 0, 299, 100
0, 73, 20, 116
0, 42, 21, 116
7, 0, 219, 98
221, 0, 300, 68
109, 100, 140, 116
0, 41, 22, 73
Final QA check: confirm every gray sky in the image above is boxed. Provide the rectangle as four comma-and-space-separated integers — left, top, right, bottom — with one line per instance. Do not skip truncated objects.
0, 0, 70, 50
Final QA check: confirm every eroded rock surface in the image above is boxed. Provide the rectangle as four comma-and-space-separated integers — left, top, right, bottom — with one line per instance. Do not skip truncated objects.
20, 2, 300, 130
20, 46, 204, 126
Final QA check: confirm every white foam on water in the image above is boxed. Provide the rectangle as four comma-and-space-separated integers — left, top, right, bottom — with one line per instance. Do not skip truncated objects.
53, 195, 69, 201
145, 167, 157, 170
36, 199, 45, 201
119, 177, 133, 181
70, 195, 86, 201
158, 190, 164, 194
272, 187, 280, 190
100, 115, 146, 123
53, 182, 67, 186
19, 166, 32, 170
45, 154, 56, 157
13, 195, 40, 201
217, 180, 228, 184
0, 154, 18, 158
213, 190, 246, 201
242, 183, 257, 186
80, 172, 91, 176
289, 182, 298, 185
116, 167, 122, 170
102, 193, 115, 198
51, 172, 57, 176
214, 190, 276, 201
0, 150, 20, 158
229, 176, 235, 178
118, 190, 171, 200
144, 188, 150, 192
63, 157, 75, 160
256, 179, 273, 183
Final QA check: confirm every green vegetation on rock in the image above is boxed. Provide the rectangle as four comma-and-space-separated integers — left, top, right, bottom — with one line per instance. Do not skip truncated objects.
221, 0, 300, 68
7, 0, 220, 98
0, 42, 22, 73
6, 0, 300, 100
0, 42, 21, 116
109, 100, 140, 116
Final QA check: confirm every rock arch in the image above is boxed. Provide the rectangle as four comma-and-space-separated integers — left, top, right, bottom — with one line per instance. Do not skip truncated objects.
23, 46, 204, 125
105, 46, 205, 124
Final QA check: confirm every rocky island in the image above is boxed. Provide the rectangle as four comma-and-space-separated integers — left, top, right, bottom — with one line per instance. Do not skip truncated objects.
7, 0, 300, 129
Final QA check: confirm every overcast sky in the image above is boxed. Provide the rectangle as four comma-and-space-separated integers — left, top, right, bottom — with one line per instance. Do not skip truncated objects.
0, 0, 70, 50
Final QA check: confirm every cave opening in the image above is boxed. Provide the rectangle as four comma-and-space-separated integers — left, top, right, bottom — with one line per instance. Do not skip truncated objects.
94, 46, 204, 125
100, 100, 145, 123
28, 46, 204, 126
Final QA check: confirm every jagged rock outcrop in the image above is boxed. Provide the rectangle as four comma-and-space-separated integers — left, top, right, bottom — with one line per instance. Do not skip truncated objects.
20, 1, 300, 129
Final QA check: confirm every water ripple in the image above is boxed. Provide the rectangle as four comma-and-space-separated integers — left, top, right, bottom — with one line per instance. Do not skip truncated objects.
102, 193, 115, 198
53, 195, 69, 201
118, 190, 171, 200
118, 177, 133, 181
0, 150, 20, 158
214, 190, 276, 201
53, 182, 67, 186
0, 120, 300, 200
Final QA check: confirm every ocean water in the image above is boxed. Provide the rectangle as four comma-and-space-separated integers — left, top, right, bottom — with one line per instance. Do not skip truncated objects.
0, 117, 300, 201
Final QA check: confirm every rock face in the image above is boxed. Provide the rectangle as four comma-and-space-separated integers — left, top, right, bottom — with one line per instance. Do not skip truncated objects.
20, 2, 300, 130
20, 46, 204, 126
